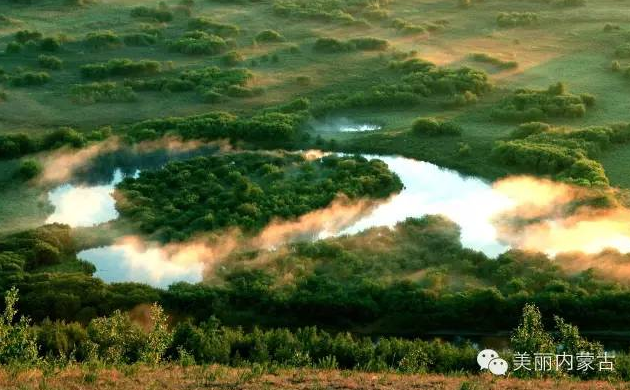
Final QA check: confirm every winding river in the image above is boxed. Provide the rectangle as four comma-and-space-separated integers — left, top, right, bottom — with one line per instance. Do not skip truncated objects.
46, 146, 513, 288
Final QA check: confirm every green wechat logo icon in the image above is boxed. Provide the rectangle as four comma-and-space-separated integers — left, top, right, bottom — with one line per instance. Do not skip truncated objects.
477, 349, 509, 375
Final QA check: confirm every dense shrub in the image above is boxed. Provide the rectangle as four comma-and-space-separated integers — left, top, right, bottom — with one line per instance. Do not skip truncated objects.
188, 17, 240, 37
130, 6, 173, 22
5, 42, 22, 54
39, 37, 61, 52
313, 37, 354, 53
71, 82, 138, 104
469, 53, 518, 69
38, 54, 63, 70
84, 31, 122, 50
81, 59, 161, 79
391, 18, 426, 34
491, 83, 593, 121
256, 29, 284, 43
492, 122, 630, 186
125, 110, 304, 144
272, 0, 375, 25
169, 31, 228, 55
412, 117, 462, 136
348, 37, 388, 50
15, 29, 42, 43
123, 33, 158, 46
10, 71, 51, 87
497, 12, 539, 28
313, 59, 490, 116
221, 51, 244, 66
15, 159, 42, 180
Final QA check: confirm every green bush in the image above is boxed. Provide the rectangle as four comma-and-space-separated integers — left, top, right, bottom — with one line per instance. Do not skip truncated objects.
10, 71, 51, 87
469, 53, 518, 69
187, 17, 240, 37
348, 37, 388, 50
81, 59, 161, 79
38, 54, 63, 70
71, 82, 138, 104
255, 29, 285, 42
221, 51, 244, 66
412, 117, 462, 136
15, 29, 42, 43
491, 83, 593, 121
84, 31, 123, 50
15, 159, 42, 180
39, 37, 61, 52
313, 37, 354, 53
5, 41, 22, 54
169, 31, 228, 55
130, 6, 173, 22
123, 33, 158, 46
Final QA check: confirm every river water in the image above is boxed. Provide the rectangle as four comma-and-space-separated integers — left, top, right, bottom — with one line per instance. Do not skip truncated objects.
45, 147, 512, 287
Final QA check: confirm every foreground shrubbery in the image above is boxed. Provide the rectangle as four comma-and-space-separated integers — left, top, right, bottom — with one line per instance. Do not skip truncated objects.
491, 82, 594, 121
492, 121, 630, 186
115, 153, 403, 240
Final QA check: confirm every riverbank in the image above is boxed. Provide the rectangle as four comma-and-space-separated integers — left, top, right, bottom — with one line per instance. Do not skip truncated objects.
0, 365, 624, 390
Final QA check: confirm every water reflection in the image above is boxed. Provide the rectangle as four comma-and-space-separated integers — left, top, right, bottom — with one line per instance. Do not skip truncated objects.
337, 156, 512, 257
77, 154, 514, 288
45, 146, 217, 227
79, 242, 204, 288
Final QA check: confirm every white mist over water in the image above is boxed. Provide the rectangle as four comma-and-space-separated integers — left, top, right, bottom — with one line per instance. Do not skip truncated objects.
46, 169, 139, 227
72, 155, 516, 287
327, 156, 513, 257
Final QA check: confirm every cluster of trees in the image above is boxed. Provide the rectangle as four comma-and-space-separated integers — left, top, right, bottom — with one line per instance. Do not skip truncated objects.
313, 37, 388, 53
491, 82, 595, 121
80, 59, 161, 80
130, 5, 173, 23
255, 29, 285, 43
114, 153, 402, 241
492, 121, 630, 186
84, 31, 124, 50
4, 29, 61, 54
70, 82, 137, 104
123, 66, 257, 102
312, 58, 490, 116
496, 12, 539, 28
0, 127, 87, 160
412, 117, 462, 136
37, 54, 63, 70
9, 71, 50, 87
188, 17, 240, 38
272, 0, 377, 25
168, 31, 230, 55
469, 53, 518, 70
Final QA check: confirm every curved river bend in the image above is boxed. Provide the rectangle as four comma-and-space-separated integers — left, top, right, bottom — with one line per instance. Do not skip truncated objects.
46, 149, 512, 287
